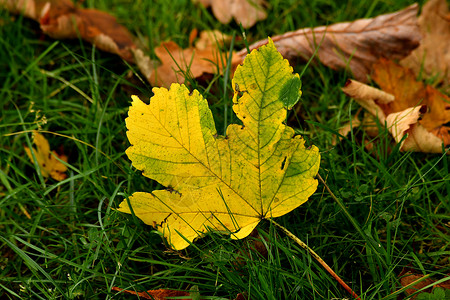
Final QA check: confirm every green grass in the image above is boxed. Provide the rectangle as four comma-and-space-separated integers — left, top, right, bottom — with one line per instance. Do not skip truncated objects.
1, 0, 449, 299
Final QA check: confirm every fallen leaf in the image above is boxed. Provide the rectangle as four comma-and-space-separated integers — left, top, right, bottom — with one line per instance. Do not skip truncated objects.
385, 106, 444, 153
341, 79, 395, 122
194, 29, 234, 51
373, 59, 450, 151
399, 271, 450, 299
111, 287, 190, 300
132, 48, 159, 84
236, 4, 421, 82
117, 39, 320, 250
147, 32, 240, 88
401, 0, 450, 90
0, 0, 51, 19
193, 0, 267, 28
341, 59, 450, 153
332, 115, 361, 145
235, 293, 247, 300
1, 0, 137, 62
24, 131, 68, 181
149, 40, 221, 87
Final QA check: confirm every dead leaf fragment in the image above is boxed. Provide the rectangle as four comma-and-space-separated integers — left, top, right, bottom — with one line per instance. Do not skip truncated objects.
332, 115, 361, 145
342, 79, 394, 122
1, 0, 137, 62
111, 287, 191, 300
373, 59, 450, 149
0, 0, 50, 19
194, 0, 267, 28
131, 48, 159, 83
235, 293, 247, 300
342, 60, 450, 153
399, 271, 450, 299
194, 29, 234, 50
236, 4, 421, 82
147, 32, 240, 87
149, 41, 220, 87
384, 105, 444, 153
401, 0, 450, 89
372, 59, 426, 115
24, 131, 68, 181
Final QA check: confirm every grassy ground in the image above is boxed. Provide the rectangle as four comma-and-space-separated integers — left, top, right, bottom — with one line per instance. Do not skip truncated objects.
1, 0, 449, 299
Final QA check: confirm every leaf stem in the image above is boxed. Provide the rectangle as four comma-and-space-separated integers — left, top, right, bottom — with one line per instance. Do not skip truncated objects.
269, 218, 360, 300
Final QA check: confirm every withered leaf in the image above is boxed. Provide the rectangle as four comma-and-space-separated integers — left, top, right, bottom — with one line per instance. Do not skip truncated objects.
332, 115, 361, 146
342, 59, 450, 153
193, 0, 267, 28
399, 271, 450, 299
111, 287, 191, 300
236, 4, 421, 82
147, 31, 240, 88
0, 0, 56, 19
194, 29, 234, 50
149, 41, 222, 87
373, 59, 450, 149
401, 0, 450, 90
1, 0, 137, 62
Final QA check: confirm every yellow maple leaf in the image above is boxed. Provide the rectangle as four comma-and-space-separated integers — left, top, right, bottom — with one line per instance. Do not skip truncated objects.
25, 131, 68, 181
117, 39, 320, 250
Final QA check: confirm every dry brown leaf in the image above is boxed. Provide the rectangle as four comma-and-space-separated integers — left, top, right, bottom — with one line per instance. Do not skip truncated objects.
342, 59, 450, 153
194, 0, 267, 28
235, 293, 247, 300
1, 0, 137, 62
0, 0, 52, 19
111, 287, 191, 300
236, 4, 421, 82
399, 271, 450, 299
385, 106, 443, 153
132, 48, 159, 83
373, 59, 450, 149
147, 32, 240, 87
372, 60, 426, 116
148, 41, 220, 87
401, 0, 450, 90
194, 29, 234, 50
24, 131, 68, 181
332, 116, 362, 145
341, 79, 394, 122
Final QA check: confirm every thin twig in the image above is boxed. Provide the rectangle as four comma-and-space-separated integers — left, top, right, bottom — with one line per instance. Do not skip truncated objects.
269, 218, 360, 300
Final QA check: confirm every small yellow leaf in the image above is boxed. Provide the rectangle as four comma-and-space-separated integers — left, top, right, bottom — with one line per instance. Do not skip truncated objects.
118, 39, 320, 250
25, 131, 68, 181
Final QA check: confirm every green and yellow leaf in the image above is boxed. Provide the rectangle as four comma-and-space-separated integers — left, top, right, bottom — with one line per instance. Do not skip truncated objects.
117, 38, 320, 250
